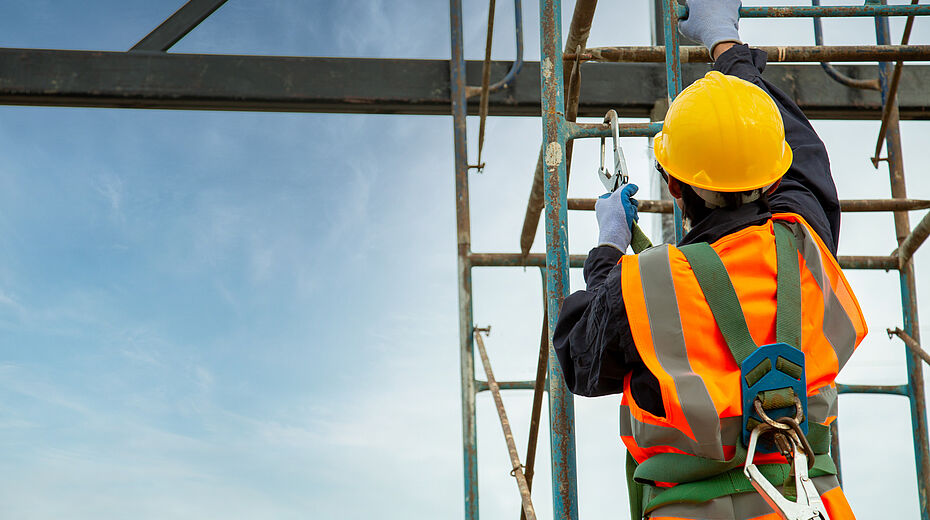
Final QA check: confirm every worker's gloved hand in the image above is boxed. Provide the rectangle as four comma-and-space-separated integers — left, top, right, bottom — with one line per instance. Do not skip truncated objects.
596, 183, 639, 252
679, 0, 742, 54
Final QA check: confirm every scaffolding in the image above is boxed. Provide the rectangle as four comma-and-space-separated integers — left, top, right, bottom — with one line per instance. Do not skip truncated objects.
449, 1, 930, 519
1, 0, 929, 518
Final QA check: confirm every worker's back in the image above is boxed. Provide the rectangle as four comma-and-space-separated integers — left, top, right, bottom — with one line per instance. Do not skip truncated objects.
619, 213, 866, 519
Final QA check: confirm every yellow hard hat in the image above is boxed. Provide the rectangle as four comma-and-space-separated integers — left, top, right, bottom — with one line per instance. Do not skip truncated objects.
653, 71, 793, 192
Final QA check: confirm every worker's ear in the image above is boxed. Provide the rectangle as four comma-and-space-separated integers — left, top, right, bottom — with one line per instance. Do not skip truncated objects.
765, 178, 783, 195
667, 177, 683, 199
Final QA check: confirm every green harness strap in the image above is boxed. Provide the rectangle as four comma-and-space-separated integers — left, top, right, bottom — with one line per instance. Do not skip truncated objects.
632, 423, 836, 514
630, 222, 653, 254
632, 421, 832, 486
676, 221, 801, 363
626, 221, 826, 517
773, 222, 802, 349
626, 452, 644, 520
638, 451, 837, 513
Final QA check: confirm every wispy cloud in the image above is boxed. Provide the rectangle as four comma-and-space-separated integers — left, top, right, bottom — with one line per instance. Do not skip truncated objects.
0, 288, 22, 311
92, 171, 124, 214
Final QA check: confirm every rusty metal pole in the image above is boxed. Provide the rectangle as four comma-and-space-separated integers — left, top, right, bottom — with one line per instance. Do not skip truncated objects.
519, 0, 597, 257
872, 0, 919, 166
568, 44, 930, 63
450, 1, 478, 518
875, 11, 930, 519
538, 0, 578, 519
473, 329, 539, 520
661, 0, 685, 242
889, 328, 930, 367
898, 210, 930, 267
519, 269, 549, 520
566, 198, 930, 213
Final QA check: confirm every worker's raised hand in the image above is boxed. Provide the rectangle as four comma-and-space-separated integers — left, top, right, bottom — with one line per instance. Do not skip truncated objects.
595, 183, 639, 252
679, 0, 742, 54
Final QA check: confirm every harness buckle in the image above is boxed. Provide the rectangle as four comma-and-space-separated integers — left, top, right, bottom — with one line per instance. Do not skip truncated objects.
741, 342, 809, 452
741, 343, 825, 518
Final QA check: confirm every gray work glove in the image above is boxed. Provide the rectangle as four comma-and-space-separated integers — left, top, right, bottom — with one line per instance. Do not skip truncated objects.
679, 0, 742, 54
596, 183, 639, 252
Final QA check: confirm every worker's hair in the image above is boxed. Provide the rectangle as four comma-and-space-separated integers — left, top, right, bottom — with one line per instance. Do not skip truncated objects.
679, 182, 770, 224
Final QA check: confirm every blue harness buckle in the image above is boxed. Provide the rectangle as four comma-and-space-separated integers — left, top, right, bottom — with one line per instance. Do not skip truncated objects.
740, 342, 808, 452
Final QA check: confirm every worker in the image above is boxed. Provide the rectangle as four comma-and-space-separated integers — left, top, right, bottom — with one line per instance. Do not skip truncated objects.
553, 1, 867, 518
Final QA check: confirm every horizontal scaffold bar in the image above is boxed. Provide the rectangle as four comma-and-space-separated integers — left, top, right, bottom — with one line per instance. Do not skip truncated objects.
567, 198, 930, 213
679, 4, 930, 19
476, 380, 539, 392
570, 45, 930, 64
1, 49, 929, 119
837, 383, 910, 396
469, 253, 897, 271
567, 121, 662, 139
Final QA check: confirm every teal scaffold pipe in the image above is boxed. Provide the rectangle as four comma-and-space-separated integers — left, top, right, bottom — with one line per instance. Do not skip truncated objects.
678, 3, 930, 19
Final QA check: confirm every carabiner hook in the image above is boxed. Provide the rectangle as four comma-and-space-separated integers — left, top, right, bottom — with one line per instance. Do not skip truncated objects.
598, 110, 629, 193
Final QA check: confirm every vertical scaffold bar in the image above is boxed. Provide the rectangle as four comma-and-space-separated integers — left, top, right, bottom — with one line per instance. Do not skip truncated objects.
449, 1, 478, 518
538, 1, 579, 520
875, 12, 930, 519
661, 0, 684, 242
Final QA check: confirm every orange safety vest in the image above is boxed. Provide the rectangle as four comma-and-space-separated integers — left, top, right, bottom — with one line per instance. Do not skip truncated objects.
619, 213, 867, 519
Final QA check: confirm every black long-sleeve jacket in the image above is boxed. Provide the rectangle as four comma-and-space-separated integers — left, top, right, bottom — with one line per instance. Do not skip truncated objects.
553, 45, 841, 418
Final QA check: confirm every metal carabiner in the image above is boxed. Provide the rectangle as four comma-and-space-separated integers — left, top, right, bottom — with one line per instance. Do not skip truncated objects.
598, 109, 629, 192
744, 422, 831, 520
753, 397, 815, 470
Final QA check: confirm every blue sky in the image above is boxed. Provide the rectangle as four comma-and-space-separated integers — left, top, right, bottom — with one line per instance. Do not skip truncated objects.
0, 1, 928, 519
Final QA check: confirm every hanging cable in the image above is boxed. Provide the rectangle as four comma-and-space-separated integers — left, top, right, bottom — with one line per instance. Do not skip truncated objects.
811, 0, 880, 90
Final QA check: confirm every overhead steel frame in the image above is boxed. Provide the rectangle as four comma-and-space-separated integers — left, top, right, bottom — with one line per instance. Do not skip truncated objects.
451, 1, 930, 520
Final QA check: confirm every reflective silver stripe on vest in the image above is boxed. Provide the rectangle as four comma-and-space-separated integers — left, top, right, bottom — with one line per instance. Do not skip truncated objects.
645, 475, 841, 520
620, 405, 742, 452
808, 384, 838, 423
786, 221, 858, 370
646, 490, 776, 519
812, 474, 841, 497
621, 385, 836, 450
638, 245, 725, 460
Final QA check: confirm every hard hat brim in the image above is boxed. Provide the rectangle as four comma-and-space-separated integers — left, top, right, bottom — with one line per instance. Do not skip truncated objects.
654, 133, 793, 193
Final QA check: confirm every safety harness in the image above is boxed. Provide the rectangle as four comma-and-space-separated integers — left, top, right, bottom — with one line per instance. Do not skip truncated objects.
626, 221, 836, 519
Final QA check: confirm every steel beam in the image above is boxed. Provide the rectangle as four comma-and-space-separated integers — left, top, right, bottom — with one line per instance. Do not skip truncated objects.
131, 0, 229, 52
1, 49, 930, 119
